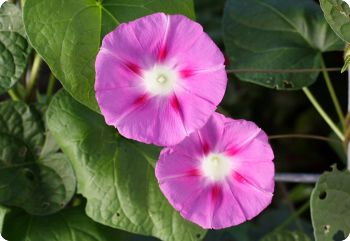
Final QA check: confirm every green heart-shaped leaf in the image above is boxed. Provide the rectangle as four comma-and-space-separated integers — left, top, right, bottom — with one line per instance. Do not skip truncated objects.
0, 101, 76, 215
24, 0, 195, 112
223, 0, 344, 90
311, 167, 350, 241
0, 3, 31, 94
46, 91, 205, 241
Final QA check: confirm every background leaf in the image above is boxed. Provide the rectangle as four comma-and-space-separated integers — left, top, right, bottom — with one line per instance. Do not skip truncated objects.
320, 0, 350, 43
260, 230, 311, 241
23, 0, 195, 112
223, 0, 344, 90
0, 3, 31, 94
311, 167, 350, 241
2, 204, 126, 241
46, 90, 205, 241
0, 101, 76, 215
0, 205, 8, 232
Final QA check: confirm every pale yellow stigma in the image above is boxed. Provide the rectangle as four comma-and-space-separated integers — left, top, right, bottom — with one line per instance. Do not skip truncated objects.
157, 74, 167, 84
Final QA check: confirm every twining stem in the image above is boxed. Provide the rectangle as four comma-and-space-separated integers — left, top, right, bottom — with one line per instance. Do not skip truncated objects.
26, 54, 42, 98
226, 67, 342, 74
273, 201, 310, 233
269, 134, 341, 143
275, 173, 320, 183
320, 57, 345, 129
7, 89, 20, 101
302, 87, 345, 141
46, 74, 57, 98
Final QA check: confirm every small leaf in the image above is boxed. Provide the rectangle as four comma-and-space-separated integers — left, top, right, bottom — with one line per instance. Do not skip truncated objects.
2, 205, 125, 241
24, 0, 195, 112
320, 0, 350, 43
223, 0, 344, 90
0, 3, 31, 94
260, 230, 311, 241
0, 101, 76, 215
311, 167, 350, 241
341, 47, 350, 73
46, 91, 205, 241
341, 56, 350, 73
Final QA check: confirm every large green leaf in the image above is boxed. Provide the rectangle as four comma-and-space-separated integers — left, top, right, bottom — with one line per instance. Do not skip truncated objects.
320, 0, 350, 43
0, 101, 76, 215
223, 0, 344, 90
46, 91, 205, 241
2, 205, 125, 241
23, 0, 195, 112
260, 231, 311, 241
0, 3, 31, 94
311, 167, 350, 241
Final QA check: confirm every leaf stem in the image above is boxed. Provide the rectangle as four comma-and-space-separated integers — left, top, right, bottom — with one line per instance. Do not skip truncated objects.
302, 87, 344, 141
26, 54, 42, 99
275, 173, 321, 183
320, 56, 345, 129
46, 74, 57, 97
226, 67, 342, 74
273, 201, 310, 233
7, 89, 20, 101
269, 134, 341, 143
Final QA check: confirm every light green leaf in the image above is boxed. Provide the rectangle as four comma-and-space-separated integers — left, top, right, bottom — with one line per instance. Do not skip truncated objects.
342, 46, 350, 73
320, 0, 350, 43
0, 3, 31, 94
2, 205, 125, 241
223, 0, 344, 90
341, 55, 350, 73
23, 0, 195, 112
260, 230, 311, 241
0, 101, 76, 215
311, 167, 350, 241
46, 91, 205, 241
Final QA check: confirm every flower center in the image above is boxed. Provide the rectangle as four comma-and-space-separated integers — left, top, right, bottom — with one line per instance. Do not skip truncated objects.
157, 74, 167, 84
143, 65, 178, 96
201, 153, 233, 182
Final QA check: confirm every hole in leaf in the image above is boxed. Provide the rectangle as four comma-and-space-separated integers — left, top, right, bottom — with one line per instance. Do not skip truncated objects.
324, 225, 331, 234
333, 230, 345, 241
116, 212, 120, 217
42, 202, 50, 209
23, 168, 35, 182
196, 234, 201, 239
319, 191, 327, 200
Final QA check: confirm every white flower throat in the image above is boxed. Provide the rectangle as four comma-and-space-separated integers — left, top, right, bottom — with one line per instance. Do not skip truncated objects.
201, 153, 233, 182
143, 64, 178, 96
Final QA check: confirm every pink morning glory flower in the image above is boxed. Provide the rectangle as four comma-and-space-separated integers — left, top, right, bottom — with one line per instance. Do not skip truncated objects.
95, 13, 227, 146
155, 113, 275, 229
